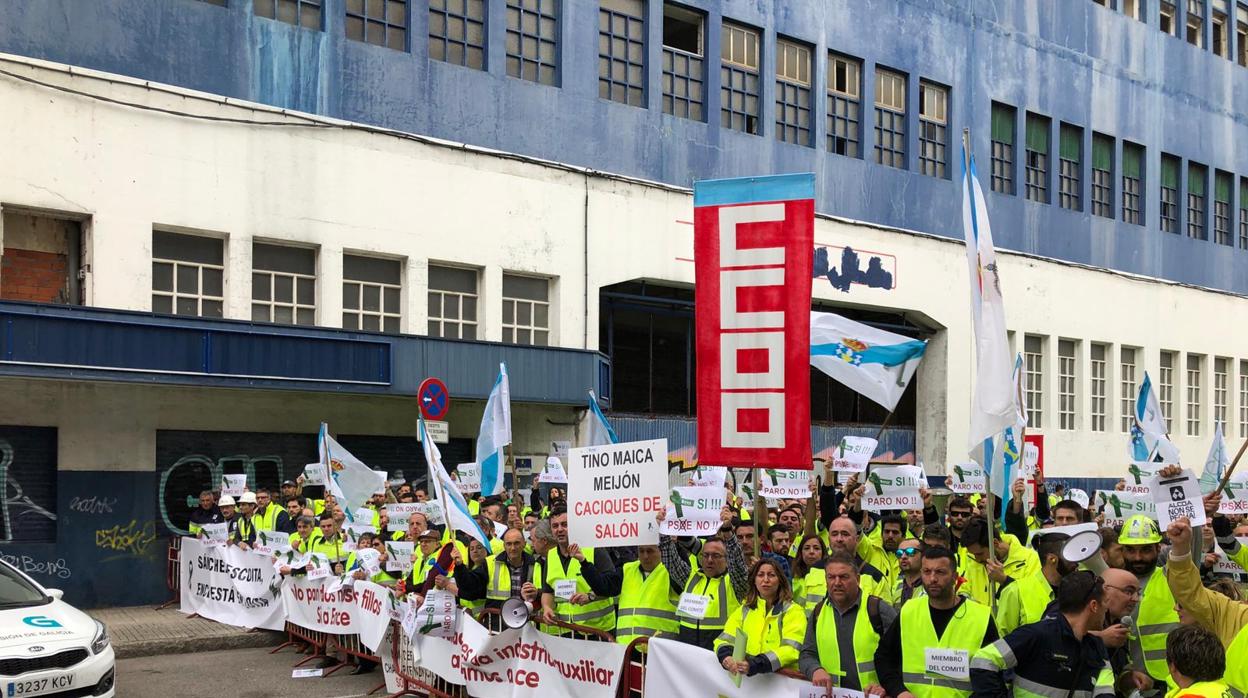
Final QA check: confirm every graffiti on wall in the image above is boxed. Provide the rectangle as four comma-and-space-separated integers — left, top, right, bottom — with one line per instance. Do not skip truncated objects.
94, 519, 158, 560
813, 246, 896, 292
0, 428, 59, 544
157, 454, 285, 536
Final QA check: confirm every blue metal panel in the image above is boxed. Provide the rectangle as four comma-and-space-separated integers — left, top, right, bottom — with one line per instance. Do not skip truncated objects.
1, 0, 1247, 291
0, 302, 605, 404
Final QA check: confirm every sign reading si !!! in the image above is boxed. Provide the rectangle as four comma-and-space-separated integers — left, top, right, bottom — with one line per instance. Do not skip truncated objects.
694, 174, 814, 469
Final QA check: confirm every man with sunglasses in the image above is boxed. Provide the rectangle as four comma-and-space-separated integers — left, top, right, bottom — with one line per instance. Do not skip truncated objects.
971, 571, 1116, 698
943, 496, 975, 551
893, 538, 925, 606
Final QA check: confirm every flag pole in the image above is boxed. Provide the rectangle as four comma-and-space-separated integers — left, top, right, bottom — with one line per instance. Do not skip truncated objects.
1212, 438, 1248, 498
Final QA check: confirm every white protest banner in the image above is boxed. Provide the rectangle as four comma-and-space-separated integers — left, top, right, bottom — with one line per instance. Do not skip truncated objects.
1066, 488, 1090, 509
253, 530, 290, 556
567, 438, 667, 548
303, 463, 327, 486
1217, 468, 1248, 514
862, 465, 924, 512
660, 486, 727, 537
353, 508, 375, 527
1148, 468, 1206, 529
1022, 442, 1040, 477
221, 474, 246, 497
353, 580, 394, 652
687, 464, 728, 489
413, 589, 457, 638
385, 541, 414, 573
457, 463, 482, 493
830, 436, 877, 474
947, 462, 986, 494
551, 440, 571, 460
1213, 550, 1247, 576
413, 611, 626, 698
758, 468, 811, 499
735, 476, 757, 507
415, 501, 446, 526
306, 553, 332, 580
1124, 462, 1163, 494
538, 457, 568, 484
179, 537, 284, 630
1095, 490, 1157, 527
282, 575, 359, 634
201, 522, 228, 547
387, 503, 421, 531
645, 637, 810, 698
356, 547, 382, 576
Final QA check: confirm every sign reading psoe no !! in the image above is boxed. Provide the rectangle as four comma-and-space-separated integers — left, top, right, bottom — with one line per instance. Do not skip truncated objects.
694, 174, 814, 468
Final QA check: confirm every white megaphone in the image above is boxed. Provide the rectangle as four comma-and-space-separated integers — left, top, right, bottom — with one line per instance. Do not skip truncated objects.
1061, 529, 1109, 576
501, 597, 531, 629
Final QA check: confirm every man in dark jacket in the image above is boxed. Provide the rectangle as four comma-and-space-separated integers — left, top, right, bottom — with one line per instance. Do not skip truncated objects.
970, 570, 1116, 698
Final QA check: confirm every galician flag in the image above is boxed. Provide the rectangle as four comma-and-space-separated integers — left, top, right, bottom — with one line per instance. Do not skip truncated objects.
475, 363, 512, 496
986, 354, 1027, 524
1200, 422, 1229, 494
809, 311, 927, 411
422, 415, 490, 548
1129, 371, 1180, 464
961, 143, 1016, 449
319, 422, 386, 523
585, 389, 618, 446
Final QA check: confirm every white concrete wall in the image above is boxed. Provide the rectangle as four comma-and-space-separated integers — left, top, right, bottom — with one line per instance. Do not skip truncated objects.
0, 55, 1244, 480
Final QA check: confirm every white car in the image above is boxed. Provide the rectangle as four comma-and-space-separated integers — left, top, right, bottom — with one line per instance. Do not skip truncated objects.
0, 559, 114, 697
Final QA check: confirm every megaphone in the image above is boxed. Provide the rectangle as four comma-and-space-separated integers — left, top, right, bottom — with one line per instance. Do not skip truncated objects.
1061, 529, 1109, 576
501, 597, 531, 629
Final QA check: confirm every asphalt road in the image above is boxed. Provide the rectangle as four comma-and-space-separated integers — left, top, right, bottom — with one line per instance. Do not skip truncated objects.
117, 646, 385, 698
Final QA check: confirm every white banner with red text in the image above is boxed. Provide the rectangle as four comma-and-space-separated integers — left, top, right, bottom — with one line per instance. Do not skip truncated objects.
280, 575, 394, 653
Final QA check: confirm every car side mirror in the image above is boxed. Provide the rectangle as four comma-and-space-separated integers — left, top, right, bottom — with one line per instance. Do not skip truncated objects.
46, 588, 64, 601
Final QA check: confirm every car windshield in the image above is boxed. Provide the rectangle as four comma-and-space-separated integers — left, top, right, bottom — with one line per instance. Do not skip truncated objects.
0, 563, 48, 606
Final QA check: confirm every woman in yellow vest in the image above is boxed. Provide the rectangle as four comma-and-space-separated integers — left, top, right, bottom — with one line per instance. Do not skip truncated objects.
792, 533, 829, 610
459, 537, 490, 616
714, 558, 807, 676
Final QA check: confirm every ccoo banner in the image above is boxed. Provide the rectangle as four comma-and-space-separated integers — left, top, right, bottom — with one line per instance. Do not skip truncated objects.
694, 174, 814, 469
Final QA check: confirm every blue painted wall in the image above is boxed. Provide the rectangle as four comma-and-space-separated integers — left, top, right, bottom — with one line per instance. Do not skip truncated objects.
0, 0, 1245, 293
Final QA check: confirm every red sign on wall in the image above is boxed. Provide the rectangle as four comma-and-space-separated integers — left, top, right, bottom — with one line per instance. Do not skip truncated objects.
694, 174, 814, 469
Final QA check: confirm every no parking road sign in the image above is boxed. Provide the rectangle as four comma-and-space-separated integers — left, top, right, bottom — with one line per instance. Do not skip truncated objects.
418, 378, 451, 421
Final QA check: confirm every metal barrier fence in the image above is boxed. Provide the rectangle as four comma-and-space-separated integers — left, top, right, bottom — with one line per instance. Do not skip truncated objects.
154, 536, 182, 610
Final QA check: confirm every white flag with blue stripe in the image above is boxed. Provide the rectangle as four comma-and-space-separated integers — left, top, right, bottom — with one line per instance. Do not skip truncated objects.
318, 422, 386, 523
422, 415, 490, 548
983, 354, 1027, 524
1200, 422, 1229, 494
585, 390, 618, 446
475, 363, 511, 496
809, 311, 927, 412
962, 144, 1016, 449
1128, 371, 1180, 465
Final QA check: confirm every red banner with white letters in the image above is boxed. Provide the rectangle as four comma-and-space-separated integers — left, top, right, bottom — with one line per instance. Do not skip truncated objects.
694, 175, 814, 469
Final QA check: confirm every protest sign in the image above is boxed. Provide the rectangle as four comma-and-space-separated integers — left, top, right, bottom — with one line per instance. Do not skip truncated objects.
757, 468, 811, 499
687, 464, 728, 489
179, 537, 284, 630
306, 553, 332, 580
551, 440, 571, 460
947, 462, 985, 494
387, 503, 421, 531
1095, 491, 1157, 527
1213, 550, 1247, 576
567, 439, 667, 547
861, 465, 924, 512
645, 637, 811, 698
1216, 468, 1248, 514
282, 575, 360, 634
385, 541, 414, 573
800, 688, 865, 698
538, 457, 568, 484
1123, 462, 1163, 494
1148, 469, 1206, 528
829, 436, 877, 473
735, 476, 757, 507
352, 580, 394, 652
413, 589, 457, 638
415, 501, 446, 526
303, 463, 327, 486
221, 474, 246, 497
253, 530, 290, 556
457, 463, 482, 493
343, 523, 372, 552
660, 486, 727, 537
1066, 488, 1090, 509
201, 522, 228, 547
1022, 441, 1041, 477
356, 547, 382, 576
411, 611, 625, 698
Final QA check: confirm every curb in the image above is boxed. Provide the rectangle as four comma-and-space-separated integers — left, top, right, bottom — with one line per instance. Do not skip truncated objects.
113, 630, 282, 660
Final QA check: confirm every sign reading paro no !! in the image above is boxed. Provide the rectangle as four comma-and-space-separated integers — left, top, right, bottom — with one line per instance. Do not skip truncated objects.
694, 174, 814, 469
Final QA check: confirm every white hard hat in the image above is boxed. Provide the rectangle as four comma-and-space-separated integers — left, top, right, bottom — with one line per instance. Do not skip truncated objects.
218, 495, 236, 507
239, 492, 257, 505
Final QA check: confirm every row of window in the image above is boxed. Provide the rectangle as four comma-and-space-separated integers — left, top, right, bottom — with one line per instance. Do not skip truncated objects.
1021, 334, 1247, 439
1093, 0, 1248, 67
991, 102, 1248, 246
151, 230, 552, 345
